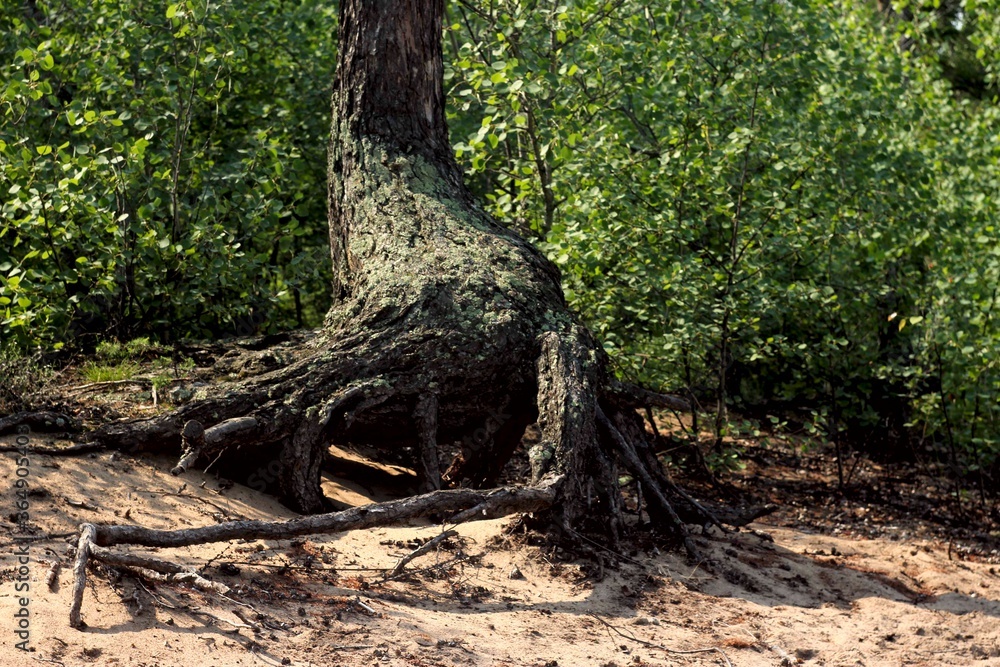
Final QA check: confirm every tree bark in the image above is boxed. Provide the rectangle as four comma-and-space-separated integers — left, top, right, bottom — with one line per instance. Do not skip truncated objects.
87, 0, 716, 550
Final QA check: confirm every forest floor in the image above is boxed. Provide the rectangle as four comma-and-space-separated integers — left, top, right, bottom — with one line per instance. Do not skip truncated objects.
2, 357, 1000, 667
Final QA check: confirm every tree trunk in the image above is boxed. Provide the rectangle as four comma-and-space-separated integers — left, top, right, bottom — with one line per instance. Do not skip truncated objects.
89, 0, 716, 549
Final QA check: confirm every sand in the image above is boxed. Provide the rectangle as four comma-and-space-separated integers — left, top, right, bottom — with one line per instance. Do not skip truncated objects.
1, 436, 998, 667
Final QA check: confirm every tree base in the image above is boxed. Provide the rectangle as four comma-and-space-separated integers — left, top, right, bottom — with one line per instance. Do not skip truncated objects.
80, 138, 748, 569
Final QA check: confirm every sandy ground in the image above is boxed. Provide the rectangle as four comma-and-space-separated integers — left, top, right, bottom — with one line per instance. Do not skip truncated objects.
1, 437, 999, 667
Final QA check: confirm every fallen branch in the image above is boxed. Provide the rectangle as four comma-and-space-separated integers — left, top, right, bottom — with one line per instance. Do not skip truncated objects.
89, 544, 230, 595
386, 529, 458, 579
68, 479, 559, 628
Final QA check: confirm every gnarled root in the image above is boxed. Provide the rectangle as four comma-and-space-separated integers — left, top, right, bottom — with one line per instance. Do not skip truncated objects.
68, 480, 559, 629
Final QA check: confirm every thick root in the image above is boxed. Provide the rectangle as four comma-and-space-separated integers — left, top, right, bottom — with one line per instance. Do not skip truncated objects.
0, 410, 81, 437
68, 480, 559, 628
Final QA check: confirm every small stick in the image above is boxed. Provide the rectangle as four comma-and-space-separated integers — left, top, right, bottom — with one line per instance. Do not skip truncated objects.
186, 607, 254, 630
387, 530, 457, 579
66, 379, 150, 394
136, 579, 176, 609
587, 613, 733, 667
69, 524, 96, 629
135, 579, 246, 634
221, 594, 260, 611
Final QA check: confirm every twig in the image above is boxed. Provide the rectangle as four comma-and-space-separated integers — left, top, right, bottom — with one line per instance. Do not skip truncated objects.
134, 579, 250, 630
588, 613, 733, 667
221, 593, 259, 611
66, 379, 150, 393
386, 530, 457, 579
137, 486, 244, 521
136, 579, 176, 609
90, 545, 231, 595
186, 607, 254, 630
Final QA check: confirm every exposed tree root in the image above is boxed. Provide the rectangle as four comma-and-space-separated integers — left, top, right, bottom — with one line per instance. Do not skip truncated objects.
0, 441, 105, 455
596, 406, 700, 559
68, 480, 559, 628
56, 0, 773, 634
89, 545, 231, 595
588, 612, 734, 667
609, 380, 693, 414
0, 410, 81, 437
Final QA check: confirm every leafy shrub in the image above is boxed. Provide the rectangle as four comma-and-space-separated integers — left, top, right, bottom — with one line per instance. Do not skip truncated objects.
0, 0, 336, 349
446, 0, 1000, 477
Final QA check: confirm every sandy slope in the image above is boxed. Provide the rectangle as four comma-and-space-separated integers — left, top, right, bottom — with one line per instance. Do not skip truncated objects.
1, 436, 998, 667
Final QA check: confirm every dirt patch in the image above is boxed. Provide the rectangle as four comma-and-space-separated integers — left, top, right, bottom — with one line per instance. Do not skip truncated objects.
1, 430, 999, 666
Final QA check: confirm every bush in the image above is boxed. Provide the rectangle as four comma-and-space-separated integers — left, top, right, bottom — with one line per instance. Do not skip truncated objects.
0, 0, 337, 349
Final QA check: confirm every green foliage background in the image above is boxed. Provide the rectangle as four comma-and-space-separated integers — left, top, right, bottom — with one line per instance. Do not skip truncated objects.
0, 0, 335, 345
3, 0, 1000, 482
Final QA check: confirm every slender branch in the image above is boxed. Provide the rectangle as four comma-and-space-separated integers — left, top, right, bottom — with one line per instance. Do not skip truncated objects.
587, 613, 734, 667
596, 407, 700, 559
387, 529, 459, 579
